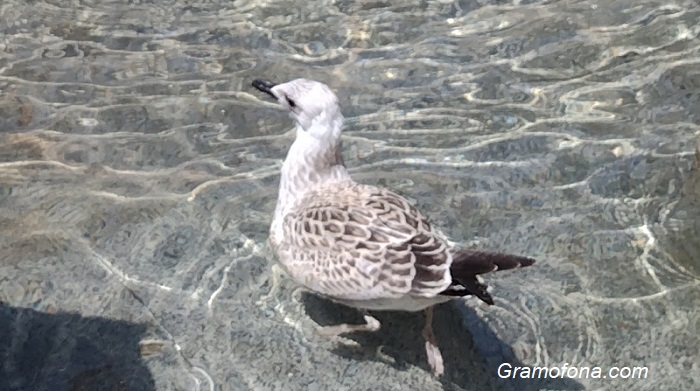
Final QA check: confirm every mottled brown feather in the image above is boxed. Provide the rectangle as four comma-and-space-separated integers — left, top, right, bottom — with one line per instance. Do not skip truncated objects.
278, 181, 452, 302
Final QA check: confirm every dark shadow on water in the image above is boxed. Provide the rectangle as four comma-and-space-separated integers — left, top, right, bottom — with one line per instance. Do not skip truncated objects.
0, 302, 155, 391
302, 293, 583, 391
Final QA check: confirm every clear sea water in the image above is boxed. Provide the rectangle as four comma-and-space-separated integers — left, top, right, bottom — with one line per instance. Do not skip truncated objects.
1, 1, 699, 390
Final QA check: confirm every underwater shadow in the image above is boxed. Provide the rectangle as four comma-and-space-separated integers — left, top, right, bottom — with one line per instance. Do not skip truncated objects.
302, 294, 583, 391
0, 302, 156, 391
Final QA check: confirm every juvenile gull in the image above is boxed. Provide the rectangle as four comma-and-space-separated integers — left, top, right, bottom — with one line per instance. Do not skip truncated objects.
252, 78, 536, 376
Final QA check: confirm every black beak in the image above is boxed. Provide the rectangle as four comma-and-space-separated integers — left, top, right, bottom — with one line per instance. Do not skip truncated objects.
252, 79, 277, 99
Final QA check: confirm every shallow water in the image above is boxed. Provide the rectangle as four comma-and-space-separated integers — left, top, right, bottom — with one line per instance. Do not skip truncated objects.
1, 0, 699, 390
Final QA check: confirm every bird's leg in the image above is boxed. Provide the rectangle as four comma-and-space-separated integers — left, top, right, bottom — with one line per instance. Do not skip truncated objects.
256, 263, 285, 307
318, 312, 381, 336
422, 306, 444, 377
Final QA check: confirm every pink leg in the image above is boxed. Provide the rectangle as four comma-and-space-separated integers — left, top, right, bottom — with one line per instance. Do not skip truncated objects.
318, 314, 381, 336
422, 306, 444, 376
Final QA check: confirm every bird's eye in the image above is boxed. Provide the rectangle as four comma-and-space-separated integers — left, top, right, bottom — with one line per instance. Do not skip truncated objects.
286, 96, 296, 108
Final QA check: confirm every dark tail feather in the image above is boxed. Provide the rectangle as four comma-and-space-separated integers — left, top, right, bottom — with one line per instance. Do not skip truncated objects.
441, 250, 536, 305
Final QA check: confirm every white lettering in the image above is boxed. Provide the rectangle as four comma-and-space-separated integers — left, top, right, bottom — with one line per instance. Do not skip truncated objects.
633, 367, 649, 379
578, 367, 590, 378
497, 363, 647, 379
620, 367, 631, 378
518, 366, 530, 378
531, 366, 548, 378
610, 367, 619, 378
497, 363, 512, 378
549, 366, 561, 378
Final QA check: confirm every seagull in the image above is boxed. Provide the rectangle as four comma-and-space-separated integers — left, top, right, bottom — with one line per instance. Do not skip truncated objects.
252, 78, 536, 376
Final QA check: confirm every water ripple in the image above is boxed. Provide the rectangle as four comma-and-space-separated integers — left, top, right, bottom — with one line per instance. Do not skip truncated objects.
1, 0, 699, 390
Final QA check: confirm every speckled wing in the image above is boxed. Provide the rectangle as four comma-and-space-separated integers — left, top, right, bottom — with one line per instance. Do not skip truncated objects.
277, 182, 453, 301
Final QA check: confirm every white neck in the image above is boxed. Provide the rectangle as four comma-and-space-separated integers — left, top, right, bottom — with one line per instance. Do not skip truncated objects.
272, 118, 351, 227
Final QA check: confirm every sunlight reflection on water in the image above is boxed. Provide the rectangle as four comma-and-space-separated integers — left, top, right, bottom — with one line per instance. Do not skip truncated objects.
1, 1, 699, 390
